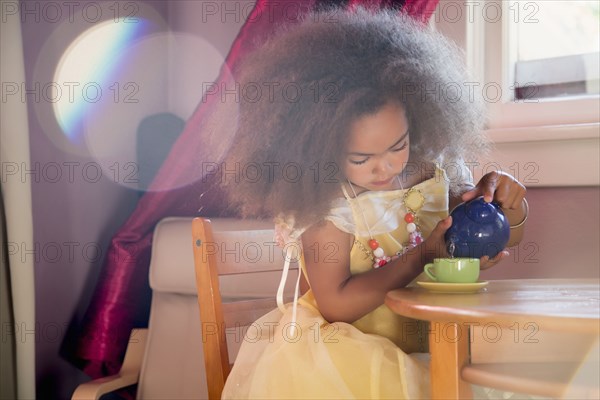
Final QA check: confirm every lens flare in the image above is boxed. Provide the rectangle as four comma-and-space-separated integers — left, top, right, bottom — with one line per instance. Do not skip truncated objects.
50, 10, 236, 191
53, 19, 151, 142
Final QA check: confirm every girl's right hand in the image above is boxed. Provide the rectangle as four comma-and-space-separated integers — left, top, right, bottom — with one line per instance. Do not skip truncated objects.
424, 216, 510, 270
421, 216, 452, 262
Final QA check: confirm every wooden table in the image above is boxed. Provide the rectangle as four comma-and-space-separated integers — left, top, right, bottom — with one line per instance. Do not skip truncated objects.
385, 279, 600, 399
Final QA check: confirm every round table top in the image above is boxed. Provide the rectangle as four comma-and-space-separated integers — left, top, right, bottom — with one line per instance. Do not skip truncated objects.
385, 279, 600, 334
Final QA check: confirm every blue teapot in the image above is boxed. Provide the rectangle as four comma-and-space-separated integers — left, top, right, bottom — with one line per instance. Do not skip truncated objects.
445, 197, 510, 259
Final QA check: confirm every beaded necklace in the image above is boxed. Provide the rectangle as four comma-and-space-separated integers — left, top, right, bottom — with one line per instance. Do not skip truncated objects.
347, 176, 425, 268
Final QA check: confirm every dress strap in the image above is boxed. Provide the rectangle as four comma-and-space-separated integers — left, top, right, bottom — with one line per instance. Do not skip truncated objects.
274, 216, 305, 335
275, 242, 301, 310
275, 241, 303, 336
341, 183, 353, 200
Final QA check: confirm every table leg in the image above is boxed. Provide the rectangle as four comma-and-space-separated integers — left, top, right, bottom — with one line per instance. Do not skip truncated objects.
429, 321, 472, 399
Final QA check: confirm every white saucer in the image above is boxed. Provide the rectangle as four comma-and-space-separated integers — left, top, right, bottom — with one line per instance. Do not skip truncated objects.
416, 281, 489, 294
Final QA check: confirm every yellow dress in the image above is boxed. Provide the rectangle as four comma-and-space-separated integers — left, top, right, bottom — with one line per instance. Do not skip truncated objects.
222, 171, 449, 399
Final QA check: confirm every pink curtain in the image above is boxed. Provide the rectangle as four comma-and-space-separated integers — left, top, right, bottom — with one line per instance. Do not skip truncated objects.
68, 0, 439, 379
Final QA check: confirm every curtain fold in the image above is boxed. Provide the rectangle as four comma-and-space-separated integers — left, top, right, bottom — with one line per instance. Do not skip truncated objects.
68, 0, 439, 379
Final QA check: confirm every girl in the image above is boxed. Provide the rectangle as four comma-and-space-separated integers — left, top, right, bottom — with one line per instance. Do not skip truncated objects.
220, 7, 528, 399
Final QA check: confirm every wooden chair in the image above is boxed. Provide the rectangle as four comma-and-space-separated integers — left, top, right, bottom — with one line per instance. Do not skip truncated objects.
192, 217, 298, 400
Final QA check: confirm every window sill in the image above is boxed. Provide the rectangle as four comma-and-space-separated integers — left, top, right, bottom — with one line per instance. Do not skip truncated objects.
486, 123, 600, 143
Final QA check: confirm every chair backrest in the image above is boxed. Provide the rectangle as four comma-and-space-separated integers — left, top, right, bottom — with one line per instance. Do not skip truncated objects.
192, 217, 297, 400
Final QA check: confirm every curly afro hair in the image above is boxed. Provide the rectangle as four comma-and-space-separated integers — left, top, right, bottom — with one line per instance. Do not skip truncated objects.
219, 6, 488, 228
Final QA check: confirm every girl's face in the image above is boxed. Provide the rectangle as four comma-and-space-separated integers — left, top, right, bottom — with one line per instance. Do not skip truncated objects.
344, 101, 410, 192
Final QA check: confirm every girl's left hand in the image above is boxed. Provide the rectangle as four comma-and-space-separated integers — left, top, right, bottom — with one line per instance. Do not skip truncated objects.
461, 171, 526, 210
461, 171, 526, 269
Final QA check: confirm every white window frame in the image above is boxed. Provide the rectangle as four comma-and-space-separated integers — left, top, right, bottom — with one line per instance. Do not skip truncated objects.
432, 0, 600, 187
481, 0, 599, 129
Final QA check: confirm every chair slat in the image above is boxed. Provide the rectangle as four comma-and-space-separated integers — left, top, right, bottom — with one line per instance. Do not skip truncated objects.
192, 217, 296, 400
206, 229, 299, 275
222, 298, 278, 327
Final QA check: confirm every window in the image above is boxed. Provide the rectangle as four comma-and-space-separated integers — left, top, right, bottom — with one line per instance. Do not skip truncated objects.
433, 0, 600, 128
512, 0, 599, 100
432, 0, 599, 187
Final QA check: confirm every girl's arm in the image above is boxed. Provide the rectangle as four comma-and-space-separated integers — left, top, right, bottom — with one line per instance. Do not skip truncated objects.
301, 217, 451, 323
459, 171, 528, 269
461, 171, 527, 239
